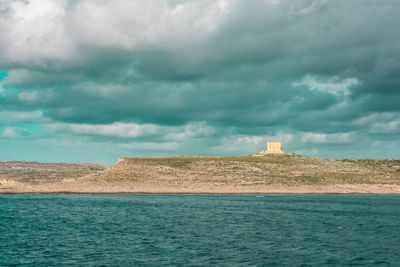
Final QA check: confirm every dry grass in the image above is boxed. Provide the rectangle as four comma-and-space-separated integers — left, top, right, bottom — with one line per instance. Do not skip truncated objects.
0, 161, 105, 184
2, 155, 400, 190
81, 155, 400, 186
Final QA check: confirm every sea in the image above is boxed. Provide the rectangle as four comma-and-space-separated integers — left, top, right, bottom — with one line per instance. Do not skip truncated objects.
0, 195, 399, 266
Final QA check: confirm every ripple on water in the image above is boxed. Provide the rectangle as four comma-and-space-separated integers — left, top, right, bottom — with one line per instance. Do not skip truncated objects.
0, 195, 399, 266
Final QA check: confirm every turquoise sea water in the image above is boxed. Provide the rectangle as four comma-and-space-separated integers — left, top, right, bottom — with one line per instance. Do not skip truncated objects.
0, 195, 399, 266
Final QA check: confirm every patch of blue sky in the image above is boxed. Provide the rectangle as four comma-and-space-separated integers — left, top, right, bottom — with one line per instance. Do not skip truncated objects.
0, 71, 8, 80
0, 72, 24, 92
17, 123, 43, 133
0, 72, 22, 94
10, 88, 21, 93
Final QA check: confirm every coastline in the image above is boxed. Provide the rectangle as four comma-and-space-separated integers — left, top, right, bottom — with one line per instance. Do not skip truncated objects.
1, 182, 400, 195
2, 192, 400, 195
2, 156, 400, 196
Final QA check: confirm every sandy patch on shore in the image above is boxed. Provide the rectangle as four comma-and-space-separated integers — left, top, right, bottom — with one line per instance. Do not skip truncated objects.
1, 181, 400, 195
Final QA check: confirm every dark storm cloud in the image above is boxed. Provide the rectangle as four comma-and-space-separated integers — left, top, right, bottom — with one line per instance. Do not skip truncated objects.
0, 0, 399, 162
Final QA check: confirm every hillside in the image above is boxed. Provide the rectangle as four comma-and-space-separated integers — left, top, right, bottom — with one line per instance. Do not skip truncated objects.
0, 161, 105, 185
1, 155, 400, 194
81, 155, 400, 186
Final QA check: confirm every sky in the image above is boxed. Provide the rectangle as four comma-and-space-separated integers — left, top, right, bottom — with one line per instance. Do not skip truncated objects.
0, 0, 400, 166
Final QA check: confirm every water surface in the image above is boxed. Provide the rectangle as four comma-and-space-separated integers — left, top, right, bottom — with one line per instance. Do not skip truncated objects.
0, 195, 399, 266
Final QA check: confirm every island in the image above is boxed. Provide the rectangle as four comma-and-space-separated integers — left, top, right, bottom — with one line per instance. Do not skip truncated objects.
1, 154, 400, 194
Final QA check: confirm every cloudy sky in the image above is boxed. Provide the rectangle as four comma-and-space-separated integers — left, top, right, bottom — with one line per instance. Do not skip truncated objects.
0, 0, 399, 165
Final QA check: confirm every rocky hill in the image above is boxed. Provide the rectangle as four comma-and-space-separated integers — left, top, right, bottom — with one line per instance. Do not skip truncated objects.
81, 155, 400, 186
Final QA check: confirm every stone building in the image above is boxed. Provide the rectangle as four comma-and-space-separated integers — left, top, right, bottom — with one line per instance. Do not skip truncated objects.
251, 142, 285, 156
265, 142, 284, 154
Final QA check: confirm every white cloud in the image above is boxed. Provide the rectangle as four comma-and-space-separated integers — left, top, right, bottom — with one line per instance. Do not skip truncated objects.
81, 83, 129, 98
352, 113, 379, 127
118, 141, 178, 151
214, 132, 294, 154
0, 110, 47, 123
294, 76, 360, 96
0, 0, 234, 68
0, 126, 29, 138
164, 122, 216, 141
46, 122, 160, 138
18, 90, 40, 102
0, 0, 399, 163
6, 68, 46, 87
353, 112, 400, 134
369, 120, 400, 134
1, 0, 75, 66
44, 121, 216, 140
301, 132, 352, 144
293, 0, 327, 15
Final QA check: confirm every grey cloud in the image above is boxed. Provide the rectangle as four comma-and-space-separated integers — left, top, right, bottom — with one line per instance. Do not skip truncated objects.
0, 0, 399, 162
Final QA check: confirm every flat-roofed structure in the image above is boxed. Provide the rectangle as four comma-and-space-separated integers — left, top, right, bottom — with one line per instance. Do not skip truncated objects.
266, 142, 284, 154
250, 142, 285, 156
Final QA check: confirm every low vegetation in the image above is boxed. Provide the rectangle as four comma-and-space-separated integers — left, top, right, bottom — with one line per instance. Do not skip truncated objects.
2, 155, 400, 188
0, 161, 105, 184
82, 155, 400, 186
